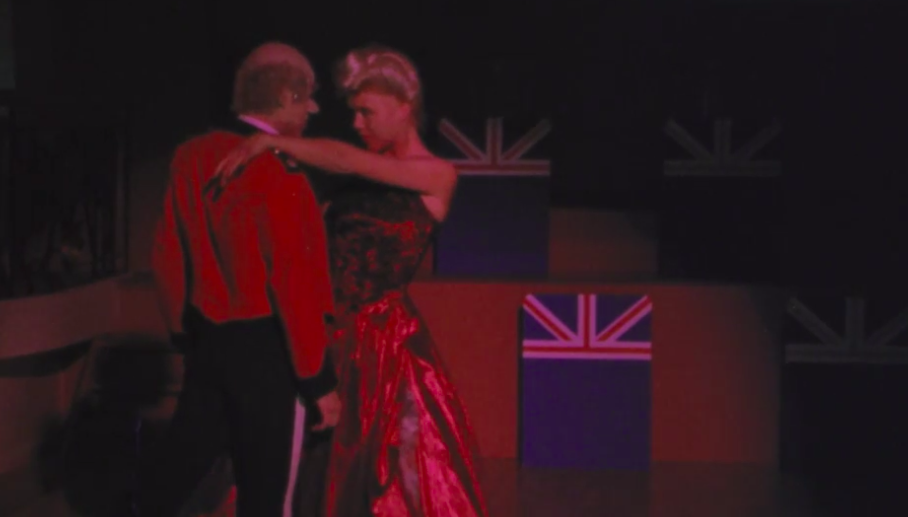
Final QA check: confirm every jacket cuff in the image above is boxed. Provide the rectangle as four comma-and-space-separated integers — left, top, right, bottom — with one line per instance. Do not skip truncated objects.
296, 352, 338, 403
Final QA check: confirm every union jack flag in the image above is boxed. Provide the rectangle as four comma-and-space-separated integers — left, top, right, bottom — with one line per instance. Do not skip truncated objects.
522, 293, 652, 360
437, 117, 551, 176
663, 118, 781, 177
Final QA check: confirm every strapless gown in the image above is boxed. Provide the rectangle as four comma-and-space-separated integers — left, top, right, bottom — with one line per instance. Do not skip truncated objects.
323, 185, 487, 517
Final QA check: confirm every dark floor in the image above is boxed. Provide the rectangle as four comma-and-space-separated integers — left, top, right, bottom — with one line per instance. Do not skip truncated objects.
3, 378, 906, 517
482, 460, 903, 517
3, 457, 905, 517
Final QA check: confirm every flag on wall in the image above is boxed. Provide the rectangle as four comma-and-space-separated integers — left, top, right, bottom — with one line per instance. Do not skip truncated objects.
433, 117, 551, 277
659, 116, 783, 283
520, 293, 652, 469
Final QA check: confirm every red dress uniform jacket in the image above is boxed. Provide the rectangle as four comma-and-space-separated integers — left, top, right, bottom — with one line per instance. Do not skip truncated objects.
151, 129, 335, 392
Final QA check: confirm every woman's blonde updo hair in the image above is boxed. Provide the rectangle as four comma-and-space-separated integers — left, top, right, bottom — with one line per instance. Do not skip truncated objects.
334, 45, 424, 128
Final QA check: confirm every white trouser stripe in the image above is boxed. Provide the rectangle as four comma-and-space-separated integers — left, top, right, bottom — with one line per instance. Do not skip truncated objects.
282, 398, 306, 517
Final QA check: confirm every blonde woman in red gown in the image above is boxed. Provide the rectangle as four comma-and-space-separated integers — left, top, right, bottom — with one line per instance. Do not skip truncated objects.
215, 45, 488, 517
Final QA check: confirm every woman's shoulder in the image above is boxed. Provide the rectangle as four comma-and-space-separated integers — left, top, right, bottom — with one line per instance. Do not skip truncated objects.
406, 154, 457, 184
413, 152, 453, 168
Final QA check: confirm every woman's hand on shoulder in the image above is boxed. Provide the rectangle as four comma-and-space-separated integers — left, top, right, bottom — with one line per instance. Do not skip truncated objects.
210, 133, 275, 191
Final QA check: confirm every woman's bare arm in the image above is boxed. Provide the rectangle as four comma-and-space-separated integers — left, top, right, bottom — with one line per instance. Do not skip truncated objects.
268, 136, 456, 198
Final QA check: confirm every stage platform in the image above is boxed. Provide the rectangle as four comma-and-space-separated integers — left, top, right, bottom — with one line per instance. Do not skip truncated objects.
3, 275, 906, 515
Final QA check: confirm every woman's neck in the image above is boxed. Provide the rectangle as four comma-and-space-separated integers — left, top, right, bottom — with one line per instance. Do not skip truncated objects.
387, 127, 431, 159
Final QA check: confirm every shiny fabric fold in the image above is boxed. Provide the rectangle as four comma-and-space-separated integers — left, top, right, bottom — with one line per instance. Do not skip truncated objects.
326, 294, 486, 517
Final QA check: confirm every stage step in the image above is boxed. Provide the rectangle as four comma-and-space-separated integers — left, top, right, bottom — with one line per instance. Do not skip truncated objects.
6, 490, 75, 517
0, 465, 42, 517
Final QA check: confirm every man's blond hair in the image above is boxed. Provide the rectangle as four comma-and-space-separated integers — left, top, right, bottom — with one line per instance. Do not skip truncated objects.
231, 42, 317, 115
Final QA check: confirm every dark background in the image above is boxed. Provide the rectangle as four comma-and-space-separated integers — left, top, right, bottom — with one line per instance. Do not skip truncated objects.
5, 0, 907, 288
205, 0, 908, 289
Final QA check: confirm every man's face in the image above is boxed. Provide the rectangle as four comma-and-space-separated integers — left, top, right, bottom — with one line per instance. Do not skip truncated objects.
274, 88, 319, 136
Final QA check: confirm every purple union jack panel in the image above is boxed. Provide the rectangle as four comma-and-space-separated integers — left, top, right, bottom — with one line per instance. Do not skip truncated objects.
522, 293, 652, 360
520, 293, 653, 470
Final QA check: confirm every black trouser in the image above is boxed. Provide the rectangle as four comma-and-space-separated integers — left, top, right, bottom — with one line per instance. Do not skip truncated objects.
294, 430, 333, 516
137, 308, 307, 517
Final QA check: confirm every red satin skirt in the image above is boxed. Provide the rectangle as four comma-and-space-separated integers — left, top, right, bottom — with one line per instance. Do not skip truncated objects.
325, 293, 488, 517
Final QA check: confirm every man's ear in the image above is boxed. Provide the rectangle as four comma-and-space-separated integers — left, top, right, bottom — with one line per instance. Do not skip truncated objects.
275, 89, 293, 109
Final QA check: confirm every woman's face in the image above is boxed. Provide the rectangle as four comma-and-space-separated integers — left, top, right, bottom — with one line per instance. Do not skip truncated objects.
347, 89, 412, 152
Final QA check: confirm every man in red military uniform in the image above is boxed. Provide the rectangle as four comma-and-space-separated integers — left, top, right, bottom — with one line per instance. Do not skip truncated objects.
139, 42, 338, 517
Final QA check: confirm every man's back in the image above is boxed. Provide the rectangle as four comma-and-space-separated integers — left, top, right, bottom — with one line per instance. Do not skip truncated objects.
151, 129, 334, 380
138, 43, 339, 517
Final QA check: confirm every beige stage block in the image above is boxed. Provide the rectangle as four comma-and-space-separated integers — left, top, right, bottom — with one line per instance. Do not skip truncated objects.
548, 209, 657, 280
